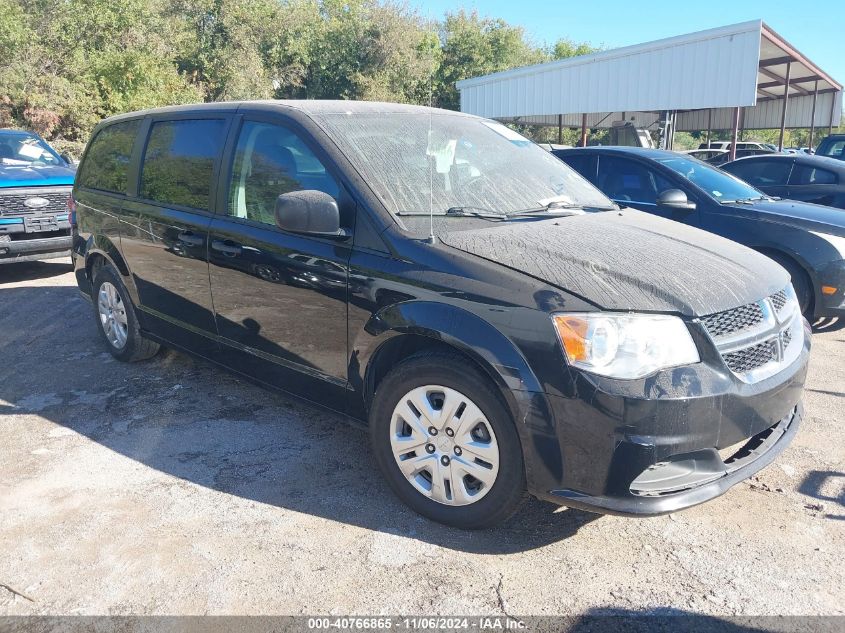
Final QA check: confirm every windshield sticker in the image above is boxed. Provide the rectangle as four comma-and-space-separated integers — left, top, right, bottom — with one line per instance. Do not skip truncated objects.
426, 132, 457, 174
18, 143, 44, 159
712, 190, 723, 197
538, 194, 574, 206
481, 121, 532, 146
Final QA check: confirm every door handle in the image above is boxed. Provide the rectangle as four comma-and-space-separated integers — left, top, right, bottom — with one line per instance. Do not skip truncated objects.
211, 239, 242, 257
177, 231, 204, 247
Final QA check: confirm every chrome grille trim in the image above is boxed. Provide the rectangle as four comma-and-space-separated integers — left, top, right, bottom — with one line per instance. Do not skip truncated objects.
0, 187, 72, 216
699, 285, 803, 384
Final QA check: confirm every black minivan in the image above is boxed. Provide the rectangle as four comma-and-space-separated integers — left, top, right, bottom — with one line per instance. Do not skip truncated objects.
72, 101, 809, 528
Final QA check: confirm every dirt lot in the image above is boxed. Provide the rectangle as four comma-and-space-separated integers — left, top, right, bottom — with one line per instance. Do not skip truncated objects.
1, 260, 843, 617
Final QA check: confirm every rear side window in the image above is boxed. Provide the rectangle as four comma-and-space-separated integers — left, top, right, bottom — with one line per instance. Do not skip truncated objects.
790, 164, 838, 185
724, 160, 792, 186
140, 119, 227, 211
78, 120, 140, 193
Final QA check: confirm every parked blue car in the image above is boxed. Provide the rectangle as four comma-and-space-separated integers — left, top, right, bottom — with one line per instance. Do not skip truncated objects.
0, 129, 75, 264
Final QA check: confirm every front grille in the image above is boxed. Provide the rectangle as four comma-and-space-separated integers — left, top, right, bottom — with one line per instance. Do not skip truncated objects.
770, 290, 787, 313
700, 285, 802, 383
723, 340, 777, 373
0, 191, 70, 216
701, 301, 763, 337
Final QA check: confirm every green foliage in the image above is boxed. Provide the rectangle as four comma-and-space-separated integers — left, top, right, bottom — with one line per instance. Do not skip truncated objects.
0, 0, 591, 157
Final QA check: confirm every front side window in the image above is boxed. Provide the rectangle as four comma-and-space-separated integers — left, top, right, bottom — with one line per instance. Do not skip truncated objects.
789, 164, 838, 185
228, 121, 340, 226
77, 120, 140, 193
724, 160, 793, 186
656, 155, 766, 202
141, 119, 227, 211
0, 131, 63, 167
310, 112, 612, 235
596, 156, 673, 204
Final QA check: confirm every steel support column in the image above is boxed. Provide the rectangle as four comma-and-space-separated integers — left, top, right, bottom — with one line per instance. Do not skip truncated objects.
558, 114, 563, 145
580, 114, 588, 147
730, 107, 740, 161
778, 62, 792, 151
809, 80, 819, 151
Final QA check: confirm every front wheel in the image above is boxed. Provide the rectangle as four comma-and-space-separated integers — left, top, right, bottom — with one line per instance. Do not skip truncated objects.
369, 351, 525, 529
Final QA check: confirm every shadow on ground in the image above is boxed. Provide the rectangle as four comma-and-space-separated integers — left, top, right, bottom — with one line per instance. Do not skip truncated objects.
0, 284, 600, 554
0, 259, 73, 283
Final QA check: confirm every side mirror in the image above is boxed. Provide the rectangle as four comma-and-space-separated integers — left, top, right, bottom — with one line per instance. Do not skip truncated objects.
274, 190, 347, 238
60, 152, 74, 165
657, 189, 696, 211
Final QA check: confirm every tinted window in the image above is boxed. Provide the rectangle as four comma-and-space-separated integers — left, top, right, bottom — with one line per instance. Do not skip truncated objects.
724, 160, 792, 186
790, 163, 838, 185
656, 155, 765, 202
596, 156, 673, 204
78, 120, 140, 193
141, 119, 227, 210
818, 139, 845, 159
228, 121, 340, 225
557, 153, 595, 181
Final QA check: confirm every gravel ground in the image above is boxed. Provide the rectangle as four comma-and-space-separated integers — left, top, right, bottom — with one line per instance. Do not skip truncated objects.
1, 260, 843, 618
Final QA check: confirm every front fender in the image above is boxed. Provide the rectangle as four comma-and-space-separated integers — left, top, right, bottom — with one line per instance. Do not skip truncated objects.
352, 300, 559, 497
356, 300, 543, 396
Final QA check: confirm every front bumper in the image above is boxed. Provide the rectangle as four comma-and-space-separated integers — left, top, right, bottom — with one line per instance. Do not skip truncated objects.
545, 404, 801, 515
520, 319, 810, 516
815, 259, 845, 318
0, 233, 72, 263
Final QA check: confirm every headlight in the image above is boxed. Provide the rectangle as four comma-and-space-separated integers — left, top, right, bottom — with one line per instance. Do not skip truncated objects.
552, 313, 700, 379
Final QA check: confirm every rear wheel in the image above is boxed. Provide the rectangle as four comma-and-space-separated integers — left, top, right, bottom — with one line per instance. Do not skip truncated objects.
92, 264, 160, 362
369, 351, 525, 529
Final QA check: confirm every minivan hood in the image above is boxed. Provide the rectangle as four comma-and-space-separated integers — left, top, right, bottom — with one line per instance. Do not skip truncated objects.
0, 164, 76, 188
440, 210, 788, 316
727, 199, 845, 237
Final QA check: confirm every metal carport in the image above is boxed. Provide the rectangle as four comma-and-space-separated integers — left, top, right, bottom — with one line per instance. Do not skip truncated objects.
456, 20, 842, 159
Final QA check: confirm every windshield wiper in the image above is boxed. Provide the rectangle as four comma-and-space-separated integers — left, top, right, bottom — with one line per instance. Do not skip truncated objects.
721, 196, 772, 205
395, 206, 505, 220
506, 201, 617, 218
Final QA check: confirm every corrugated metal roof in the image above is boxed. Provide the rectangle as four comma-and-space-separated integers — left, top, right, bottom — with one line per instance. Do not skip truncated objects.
457, 20, 842, 129
457, 21, 763, 118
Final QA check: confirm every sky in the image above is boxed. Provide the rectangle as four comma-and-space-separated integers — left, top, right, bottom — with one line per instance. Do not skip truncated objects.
413, 0, 845, 84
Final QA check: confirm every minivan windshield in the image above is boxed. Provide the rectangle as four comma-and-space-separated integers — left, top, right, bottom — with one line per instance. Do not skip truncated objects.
656, 155, 767, 203
0, 131, 63, 166
313, 112, 613, 224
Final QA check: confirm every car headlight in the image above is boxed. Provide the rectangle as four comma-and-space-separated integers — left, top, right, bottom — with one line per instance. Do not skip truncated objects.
552, 313, 700, 379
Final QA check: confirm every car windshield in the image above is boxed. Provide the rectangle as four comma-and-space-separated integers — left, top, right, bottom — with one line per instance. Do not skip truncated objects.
656, 155, 767, 202
0, 131, 63, 166
312, 111, 613, 226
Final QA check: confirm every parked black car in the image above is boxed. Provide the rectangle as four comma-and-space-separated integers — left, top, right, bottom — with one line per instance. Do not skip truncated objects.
816, 134, 845, 161
72, 102, 808, 528
554, 147, 845, 320
721, 154, 845, 209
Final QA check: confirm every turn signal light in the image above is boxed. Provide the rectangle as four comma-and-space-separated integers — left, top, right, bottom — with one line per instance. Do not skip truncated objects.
553, 315, 589, 361
821, 286, 837, 295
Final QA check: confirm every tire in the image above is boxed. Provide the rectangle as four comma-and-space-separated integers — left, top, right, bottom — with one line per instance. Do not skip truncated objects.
91, 264, 160, 362
767, 252, 813, 318
369, 351, 526, 529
